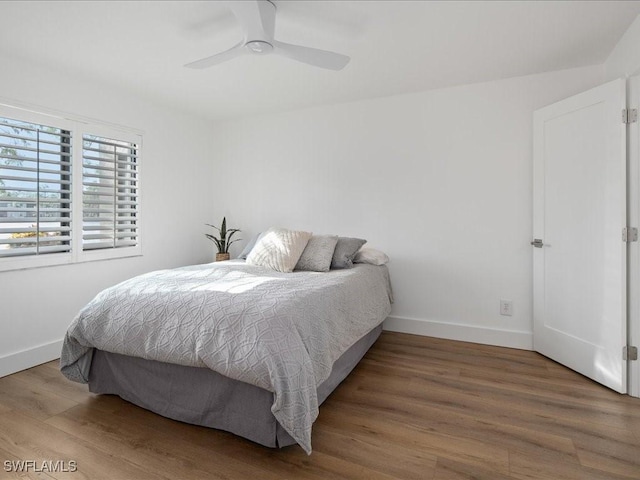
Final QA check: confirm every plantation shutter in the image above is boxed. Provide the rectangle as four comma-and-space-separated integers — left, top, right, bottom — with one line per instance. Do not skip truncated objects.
0, 117, 72, 258
82, 134, 139, 251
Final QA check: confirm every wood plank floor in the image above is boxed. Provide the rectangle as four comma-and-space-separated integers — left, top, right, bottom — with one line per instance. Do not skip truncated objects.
0, 332, 639, 479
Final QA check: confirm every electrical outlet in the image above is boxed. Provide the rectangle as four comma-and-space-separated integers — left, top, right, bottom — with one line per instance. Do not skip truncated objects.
500, 299, 513, 316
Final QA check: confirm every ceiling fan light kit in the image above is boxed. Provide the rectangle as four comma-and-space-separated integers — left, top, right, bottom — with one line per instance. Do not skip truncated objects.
185, 0, 350, 71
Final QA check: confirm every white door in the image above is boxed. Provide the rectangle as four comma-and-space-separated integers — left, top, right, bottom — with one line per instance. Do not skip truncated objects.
533, 79, 627, 393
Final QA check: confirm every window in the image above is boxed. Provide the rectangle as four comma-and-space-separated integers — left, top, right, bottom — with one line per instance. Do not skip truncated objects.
0, 104, 142, 271
82, 135, 139, 251
0, 117, 72, 258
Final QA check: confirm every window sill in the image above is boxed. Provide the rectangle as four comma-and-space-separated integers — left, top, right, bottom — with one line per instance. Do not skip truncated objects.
0, 247, 142, 273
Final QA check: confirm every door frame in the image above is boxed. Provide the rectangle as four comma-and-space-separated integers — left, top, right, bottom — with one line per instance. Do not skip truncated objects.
628, 75, 640, 398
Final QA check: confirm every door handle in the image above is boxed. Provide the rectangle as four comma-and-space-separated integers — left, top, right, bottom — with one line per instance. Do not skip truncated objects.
531, 239, 544, 248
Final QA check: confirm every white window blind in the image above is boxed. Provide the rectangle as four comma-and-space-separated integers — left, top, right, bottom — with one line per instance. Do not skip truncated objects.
0, 117, 72, 258
82, 134, 139, 251
0, 104, 142, 271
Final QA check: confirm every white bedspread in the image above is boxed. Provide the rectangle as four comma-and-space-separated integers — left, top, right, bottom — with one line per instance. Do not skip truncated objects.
60, 260, 392, 454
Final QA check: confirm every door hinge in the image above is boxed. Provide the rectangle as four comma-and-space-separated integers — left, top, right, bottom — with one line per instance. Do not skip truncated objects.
623, 346, 638, 361
622, 108, 638, 124
622, 227, 638, 242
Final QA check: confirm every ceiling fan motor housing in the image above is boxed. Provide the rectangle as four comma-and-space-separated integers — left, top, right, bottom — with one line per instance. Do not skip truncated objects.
245, 40, 274, 55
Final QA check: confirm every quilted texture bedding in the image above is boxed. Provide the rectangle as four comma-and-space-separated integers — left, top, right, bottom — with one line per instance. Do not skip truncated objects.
60, 260, 393, 454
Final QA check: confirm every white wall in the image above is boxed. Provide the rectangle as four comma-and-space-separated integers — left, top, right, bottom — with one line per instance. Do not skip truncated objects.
212, 65, 604, 350
0, 53, 610, 377
605, 14, 640, 80
0, 54, 216, 376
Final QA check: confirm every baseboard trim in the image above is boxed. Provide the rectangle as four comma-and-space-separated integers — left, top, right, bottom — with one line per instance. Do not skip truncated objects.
383, 316, 533, 351
0, 339, 63, 378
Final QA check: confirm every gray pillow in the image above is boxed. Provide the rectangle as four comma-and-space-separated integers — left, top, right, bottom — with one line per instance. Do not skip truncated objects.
295, 235, 339, 272
331, 237, 367, 269
238, 232, 261, 260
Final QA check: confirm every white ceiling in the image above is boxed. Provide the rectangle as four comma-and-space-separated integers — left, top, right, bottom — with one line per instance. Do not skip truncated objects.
1, 1, 639, 122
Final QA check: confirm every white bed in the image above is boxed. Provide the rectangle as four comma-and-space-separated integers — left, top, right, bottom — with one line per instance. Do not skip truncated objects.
60, 260, 393, 453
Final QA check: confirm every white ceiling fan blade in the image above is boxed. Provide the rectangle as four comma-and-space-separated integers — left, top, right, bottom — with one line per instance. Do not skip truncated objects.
184, 42, 245, 69
272, 40, 350, 71
228, 0, 275, 41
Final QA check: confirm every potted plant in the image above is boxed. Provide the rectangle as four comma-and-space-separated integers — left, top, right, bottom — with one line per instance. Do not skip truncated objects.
205, 217, 241, 261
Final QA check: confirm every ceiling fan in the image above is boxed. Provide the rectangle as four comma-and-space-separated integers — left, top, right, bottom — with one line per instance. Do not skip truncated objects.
184, 0, 350, 71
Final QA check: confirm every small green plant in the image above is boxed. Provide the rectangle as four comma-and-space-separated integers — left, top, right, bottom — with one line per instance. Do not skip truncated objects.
205, 217, 241, 253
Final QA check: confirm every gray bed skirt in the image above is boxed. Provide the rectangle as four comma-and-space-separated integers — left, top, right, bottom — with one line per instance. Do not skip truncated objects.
88, 324, 382, 448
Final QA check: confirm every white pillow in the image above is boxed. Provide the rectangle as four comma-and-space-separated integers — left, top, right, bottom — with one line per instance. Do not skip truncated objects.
353, 247, 389, 266
246, 227, 312, 273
